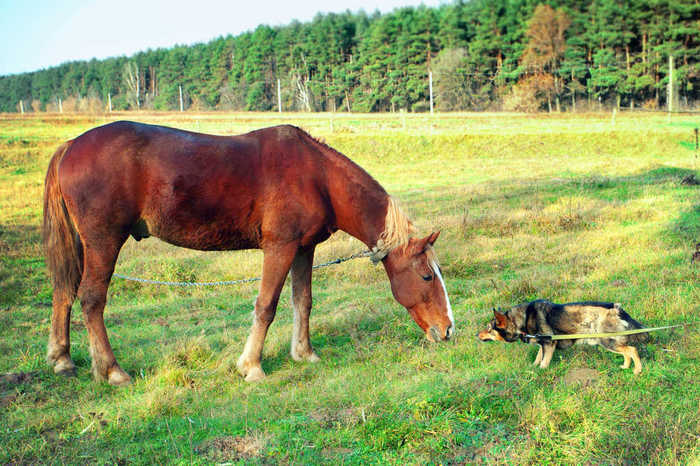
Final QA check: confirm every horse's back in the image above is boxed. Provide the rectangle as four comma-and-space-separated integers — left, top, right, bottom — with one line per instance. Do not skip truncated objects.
57, 122, 333, 251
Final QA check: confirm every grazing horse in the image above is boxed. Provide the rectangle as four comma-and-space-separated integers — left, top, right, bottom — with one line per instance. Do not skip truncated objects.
43, 121, 454, 385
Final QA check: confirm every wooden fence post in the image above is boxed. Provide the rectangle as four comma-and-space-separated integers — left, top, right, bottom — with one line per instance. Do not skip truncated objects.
429, 71, 434, 115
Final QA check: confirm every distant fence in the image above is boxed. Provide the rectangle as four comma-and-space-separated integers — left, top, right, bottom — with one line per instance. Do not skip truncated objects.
618, 107, 700, 115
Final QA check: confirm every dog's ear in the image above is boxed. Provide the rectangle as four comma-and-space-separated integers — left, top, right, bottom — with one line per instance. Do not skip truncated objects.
493, 309, 508, 328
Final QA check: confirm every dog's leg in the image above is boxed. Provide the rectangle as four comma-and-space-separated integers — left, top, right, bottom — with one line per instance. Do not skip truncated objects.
539, 343, 555, 368
532, 345, 543, 366
616, 345, 642, 375
620, 352, 631, 369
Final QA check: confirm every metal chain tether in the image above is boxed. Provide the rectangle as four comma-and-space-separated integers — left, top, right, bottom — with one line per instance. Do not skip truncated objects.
112, 250, 372, 287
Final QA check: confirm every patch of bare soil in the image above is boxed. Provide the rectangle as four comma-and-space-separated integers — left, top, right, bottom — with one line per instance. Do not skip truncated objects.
309, 407, 360, 428
0, 371, 34, 388
562, 368, 600, 387
0, 393, 17, 407
1, 372, 36, 408
195, 435, 265, 462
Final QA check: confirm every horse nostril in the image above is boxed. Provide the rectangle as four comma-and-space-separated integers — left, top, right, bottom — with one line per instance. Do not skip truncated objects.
445, 325, 454, 340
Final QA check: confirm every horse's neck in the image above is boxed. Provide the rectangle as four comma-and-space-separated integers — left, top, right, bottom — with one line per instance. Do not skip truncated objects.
322, 152, 388, 249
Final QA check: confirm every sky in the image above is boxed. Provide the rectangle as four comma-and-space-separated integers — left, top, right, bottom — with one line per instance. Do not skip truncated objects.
0, 0, 446, 76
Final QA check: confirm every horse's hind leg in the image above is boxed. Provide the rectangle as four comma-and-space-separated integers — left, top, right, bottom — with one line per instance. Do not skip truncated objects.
78, 240, 131, 386
290, 246, 320, 363
48, 288, 78, 376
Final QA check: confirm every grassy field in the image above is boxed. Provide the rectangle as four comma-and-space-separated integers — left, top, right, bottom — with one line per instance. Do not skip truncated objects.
1, 111, 699, 464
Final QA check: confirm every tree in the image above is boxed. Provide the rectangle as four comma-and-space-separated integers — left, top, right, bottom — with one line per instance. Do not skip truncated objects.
432, 48, 469, 111
521, 4, 571, 111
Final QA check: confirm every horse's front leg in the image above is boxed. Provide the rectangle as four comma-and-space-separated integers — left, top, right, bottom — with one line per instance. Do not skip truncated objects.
237, 242, 298, 382
290, 246, 320, 363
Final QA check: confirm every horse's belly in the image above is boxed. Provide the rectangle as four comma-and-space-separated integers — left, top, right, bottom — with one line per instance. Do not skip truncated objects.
140, 215, 260, 251
163, 233, 259, 251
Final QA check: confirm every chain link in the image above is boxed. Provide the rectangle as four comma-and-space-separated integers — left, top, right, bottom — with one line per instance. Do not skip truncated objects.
112, 250, 372, 287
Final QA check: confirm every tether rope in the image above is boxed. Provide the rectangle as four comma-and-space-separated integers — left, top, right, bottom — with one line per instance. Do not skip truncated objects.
112, 250, 372, 287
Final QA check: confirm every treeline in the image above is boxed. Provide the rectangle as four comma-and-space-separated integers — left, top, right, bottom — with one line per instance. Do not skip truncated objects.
1, 0, 699, 113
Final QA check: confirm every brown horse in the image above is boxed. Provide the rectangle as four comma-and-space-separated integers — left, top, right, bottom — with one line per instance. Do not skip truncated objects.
43, 121, 454, 385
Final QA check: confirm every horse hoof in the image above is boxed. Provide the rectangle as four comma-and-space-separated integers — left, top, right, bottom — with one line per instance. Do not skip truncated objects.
53, 359, 76, 377
236, 355, 266, 382
244, 367, 266, 382
306, 352, 321, 363
291, 349, 321, 363
108, 368, 132, 386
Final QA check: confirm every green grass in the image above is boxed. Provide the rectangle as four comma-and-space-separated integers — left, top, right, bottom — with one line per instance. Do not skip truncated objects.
1, 112, 699, 464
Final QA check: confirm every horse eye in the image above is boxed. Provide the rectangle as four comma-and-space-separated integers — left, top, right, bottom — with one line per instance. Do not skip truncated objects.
422, 274, 433, 282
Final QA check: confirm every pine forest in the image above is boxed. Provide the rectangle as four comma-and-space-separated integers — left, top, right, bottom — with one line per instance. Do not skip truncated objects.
1, 0, 699, 113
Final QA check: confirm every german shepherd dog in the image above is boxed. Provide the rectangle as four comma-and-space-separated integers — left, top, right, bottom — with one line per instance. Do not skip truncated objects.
478, 300, 647, 374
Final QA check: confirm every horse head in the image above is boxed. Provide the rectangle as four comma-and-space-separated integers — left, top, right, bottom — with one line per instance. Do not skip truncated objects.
382, 231, 454, 342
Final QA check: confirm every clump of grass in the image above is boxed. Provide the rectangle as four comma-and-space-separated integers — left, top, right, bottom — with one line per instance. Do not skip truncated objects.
533, 196, 598, 233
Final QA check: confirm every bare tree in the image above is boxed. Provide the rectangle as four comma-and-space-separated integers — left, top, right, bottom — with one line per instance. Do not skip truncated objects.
293, 73, 312, 112
122, 61, 140, 110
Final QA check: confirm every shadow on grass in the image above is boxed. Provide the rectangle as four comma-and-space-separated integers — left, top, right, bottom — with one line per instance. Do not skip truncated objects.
668, 200, 700, 244
404, 164, 698, 208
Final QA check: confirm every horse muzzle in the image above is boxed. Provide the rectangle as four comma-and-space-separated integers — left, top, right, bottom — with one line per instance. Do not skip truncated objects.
427, 324, 453, 342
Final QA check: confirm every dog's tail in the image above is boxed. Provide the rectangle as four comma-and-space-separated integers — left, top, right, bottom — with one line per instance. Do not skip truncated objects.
614, 303, 648, 343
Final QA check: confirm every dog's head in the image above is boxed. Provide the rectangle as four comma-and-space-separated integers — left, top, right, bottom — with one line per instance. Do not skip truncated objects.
477, 308, 521, 342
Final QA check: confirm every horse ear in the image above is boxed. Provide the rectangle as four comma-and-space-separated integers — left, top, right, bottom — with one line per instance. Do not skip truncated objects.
493, 310, 508, 328
427, 230, 440, 246
413, 231, 441, 254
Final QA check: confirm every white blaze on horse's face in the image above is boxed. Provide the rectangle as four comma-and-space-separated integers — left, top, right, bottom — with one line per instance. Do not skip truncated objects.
383, 231, 454, 342
431, 258, 454, 339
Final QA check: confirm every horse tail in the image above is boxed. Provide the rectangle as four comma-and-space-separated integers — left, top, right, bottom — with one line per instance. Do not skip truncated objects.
43, 141, 82, 299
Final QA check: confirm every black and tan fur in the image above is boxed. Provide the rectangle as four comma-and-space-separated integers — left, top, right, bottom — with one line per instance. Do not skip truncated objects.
478, 300, 647, 374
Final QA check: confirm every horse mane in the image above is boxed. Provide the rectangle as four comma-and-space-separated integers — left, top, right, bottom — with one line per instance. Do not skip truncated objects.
373, 196, 415, 259
304, 131, 352, 164
380, 196, 415, 250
